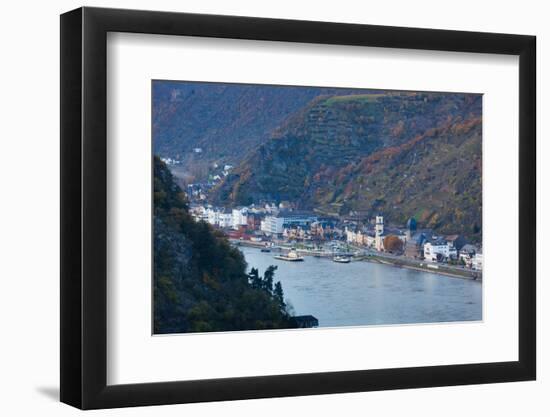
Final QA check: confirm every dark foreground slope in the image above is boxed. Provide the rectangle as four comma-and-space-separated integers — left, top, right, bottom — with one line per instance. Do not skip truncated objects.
154, 157, 294, 333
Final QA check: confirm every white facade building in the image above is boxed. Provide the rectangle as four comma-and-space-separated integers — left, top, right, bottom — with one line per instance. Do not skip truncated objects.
206, 208, 232, 228
473, 252, 483, 271
423, 240, 457, 262
261, 212, 317, 236
190, 205, 209, 223
231, 207, 248, 230
218, 212, 232, 228
346, 228, 357, 244
261, 216, 285, 235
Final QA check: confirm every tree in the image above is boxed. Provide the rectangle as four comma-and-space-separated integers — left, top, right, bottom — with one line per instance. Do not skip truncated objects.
248, 267, 261, 289
273, 281, 285, 309
262, 265, 277, 294
153, 157, 296, 334
384, 235, 404, 253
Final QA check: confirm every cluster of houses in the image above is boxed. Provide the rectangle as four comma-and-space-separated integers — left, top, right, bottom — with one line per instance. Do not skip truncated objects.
346, 215, 482, 270
189, 203, 482, 271
185, 163, 234, 202
189, 203, 341, 242
160, 157, 181, 166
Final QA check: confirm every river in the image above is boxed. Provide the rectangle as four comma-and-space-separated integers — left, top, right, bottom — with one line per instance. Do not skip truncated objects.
239, 246, 482, 328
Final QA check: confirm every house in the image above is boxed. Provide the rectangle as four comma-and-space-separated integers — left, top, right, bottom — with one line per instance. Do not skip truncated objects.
246, 213, 262, 231
218, 210, 233, 228
283, 225, 308, 241
206, 207, 232, 228
364, 232, 376, 248
459, 244, 477, 267
424, 238, 456, 262
346, 227, 358, 244
231, 207, 248, 230
345, 226, 373, 247
473, 250, 483, 271
445, 234, 467, 252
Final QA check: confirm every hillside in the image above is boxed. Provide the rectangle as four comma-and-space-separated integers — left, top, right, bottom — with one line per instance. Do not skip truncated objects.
153, 157, 295, 333
212, 92, 482, 238
310, 117, 483, 240
152, 82, 381, 181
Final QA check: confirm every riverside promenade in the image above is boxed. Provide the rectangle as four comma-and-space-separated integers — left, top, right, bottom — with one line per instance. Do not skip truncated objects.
230, 239, 481, 281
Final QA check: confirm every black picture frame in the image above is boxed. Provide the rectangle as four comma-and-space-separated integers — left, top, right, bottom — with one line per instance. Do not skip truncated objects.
60, 6, 536, 410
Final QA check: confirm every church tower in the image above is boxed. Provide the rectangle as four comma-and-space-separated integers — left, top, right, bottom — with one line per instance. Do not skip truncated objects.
375, 215, 384, 251
375, 215, 384, 237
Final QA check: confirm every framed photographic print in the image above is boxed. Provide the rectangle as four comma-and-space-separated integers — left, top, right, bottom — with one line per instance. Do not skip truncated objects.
60, 7, 536, 409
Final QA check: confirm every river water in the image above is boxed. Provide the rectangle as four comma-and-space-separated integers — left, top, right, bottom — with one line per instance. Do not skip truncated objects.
239, 246, 482, 328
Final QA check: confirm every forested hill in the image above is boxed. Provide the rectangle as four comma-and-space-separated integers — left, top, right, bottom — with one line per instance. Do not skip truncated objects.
212, 92, 482, 239
153, 157, 295, 334
152, 81, 380, 166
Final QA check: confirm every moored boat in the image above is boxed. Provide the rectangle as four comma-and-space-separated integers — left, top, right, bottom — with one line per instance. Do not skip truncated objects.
333, 255, 351, 263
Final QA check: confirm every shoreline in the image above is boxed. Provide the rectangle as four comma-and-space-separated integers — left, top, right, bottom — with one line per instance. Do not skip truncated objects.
232, 239, 481, 281
360, 255, 481, 281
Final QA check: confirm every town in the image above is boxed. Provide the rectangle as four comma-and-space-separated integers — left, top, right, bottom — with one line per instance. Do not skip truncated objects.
188, 200, 483, 276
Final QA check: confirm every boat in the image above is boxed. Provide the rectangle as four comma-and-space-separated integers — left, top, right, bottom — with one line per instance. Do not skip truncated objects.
260, 243, 272, 252
274, 249, 304, 262
333, 255, 351, 263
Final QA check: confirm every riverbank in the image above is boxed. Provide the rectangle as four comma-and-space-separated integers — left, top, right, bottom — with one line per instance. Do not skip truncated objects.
231, 239, 481, 281
357, 254, 481, 281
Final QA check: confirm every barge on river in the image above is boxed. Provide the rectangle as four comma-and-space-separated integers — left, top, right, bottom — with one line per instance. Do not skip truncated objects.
274, 249, 304, 262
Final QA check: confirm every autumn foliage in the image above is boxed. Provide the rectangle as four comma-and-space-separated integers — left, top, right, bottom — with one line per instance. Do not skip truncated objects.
384, 235, 404, 253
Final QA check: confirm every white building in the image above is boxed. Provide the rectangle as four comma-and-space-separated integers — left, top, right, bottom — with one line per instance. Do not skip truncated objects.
190, 205, 209, 223
206, 208, 232, 228
346, 227, 357, 244
261, 211, 317, 235
218, 211, 232, 228
261, 216, 285, 235
423, 239, 457, 262
231, 207, 248, 230
459, 244, 477, 267
473, 251, 483, 271
206, 208, 219, 226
